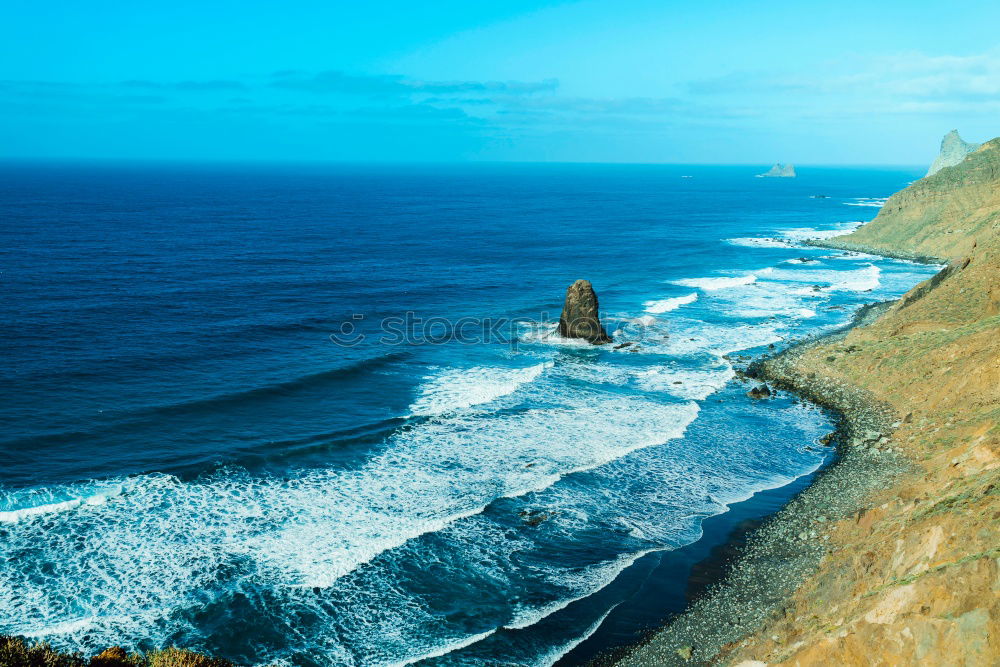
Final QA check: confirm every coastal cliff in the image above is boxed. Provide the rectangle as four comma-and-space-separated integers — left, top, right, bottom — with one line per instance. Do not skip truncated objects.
926, 130, 981, 177
723, 140, 1000, 664
616, 140, 1000, 665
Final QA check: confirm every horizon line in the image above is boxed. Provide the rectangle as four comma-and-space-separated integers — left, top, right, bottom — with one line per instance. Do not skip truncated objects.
0, 156, 929, 169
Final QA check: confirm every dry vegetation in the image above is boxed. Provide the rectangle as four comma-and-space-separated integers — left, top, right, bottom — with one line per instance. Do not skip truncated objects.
720, 140, 1000, 665
0, 636, 233, 667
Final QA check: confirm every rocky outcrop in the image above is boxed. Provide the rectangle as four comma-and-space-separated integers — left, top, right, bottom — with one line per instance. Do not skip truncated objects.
757, 163, 796, 178
558, 279, 611, 344
926, 129, 980, 177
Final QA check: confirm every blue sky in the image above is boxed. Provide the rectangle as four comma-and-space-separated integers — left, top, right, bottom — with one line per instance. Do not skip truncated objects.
3, 0, 999, 163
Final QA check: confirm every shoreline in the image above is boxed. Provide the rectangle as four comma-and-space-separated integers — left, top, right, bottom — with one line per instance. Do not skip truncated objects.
605, 275, 931, 666
805, 238, 943, 265
559, 449, 834, 666
609, 137, 1000, 665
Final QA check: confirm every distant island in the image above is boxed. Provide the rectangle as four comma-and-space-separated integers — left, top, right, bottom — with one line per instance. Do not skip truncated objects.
756, 162, 796, 178
926, 129, 980, 176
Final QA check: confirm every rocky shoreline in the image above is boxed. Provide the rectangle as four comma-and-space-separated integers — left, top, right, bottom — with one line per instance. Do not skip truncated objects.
805, 238, 942, 265
606, 303, 915, 666
613, 137, 1000, 665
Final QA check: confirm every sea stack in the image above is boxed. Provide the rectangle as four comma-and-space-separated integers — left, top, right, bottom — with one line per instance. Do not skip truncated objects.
757, 163, 796, 178
926, 129, 980, 176
558, 279, 612, 344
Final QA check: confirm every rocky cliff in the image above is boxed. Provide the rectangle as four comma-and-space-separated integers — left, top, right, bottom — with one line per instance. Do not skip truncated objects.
613, 139, 999, 667
719, 139, 1000, 665
825, 138, 1000, 262
926, 129, 981, 177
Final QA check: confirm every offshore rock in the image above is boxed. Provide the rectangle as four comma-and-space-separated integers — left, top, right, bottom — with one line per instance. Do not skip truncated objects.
926, 129, 980, 177
757, 163, 796, 178
558, 279, 612, 344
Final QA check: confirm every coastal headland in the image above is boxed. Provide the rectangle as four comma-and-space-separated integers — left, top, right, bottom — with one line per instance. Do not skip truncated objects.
613, 139, 1000, 665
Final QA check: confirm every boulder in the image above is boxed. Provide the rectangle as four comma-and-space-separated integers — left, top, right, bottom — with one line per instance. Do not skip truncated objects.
747, 384, 772, 399
558, 279, 612, 344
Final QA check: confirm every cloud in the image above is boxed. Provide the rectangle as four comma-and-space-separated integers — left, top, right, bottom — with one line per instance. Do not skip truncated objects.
686, 48, 1000, 108
0, 80, 167, 105
269, 70, 558, 96
685, 72, 809, 96
218, 101, 475, 122
843, 51, 1000, 101
119, 79, 248, 92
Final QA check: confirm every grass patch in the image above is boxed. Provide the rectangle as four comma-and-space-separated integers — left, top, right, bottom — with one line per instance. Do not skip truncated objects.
0, 637, 233, 667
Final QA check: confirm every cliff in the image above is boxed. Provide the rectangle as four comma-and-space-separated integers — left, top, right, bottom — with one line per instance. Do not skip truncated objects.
720, 139, 1000, 664
757, 163, 796, 178
614, 139, 999, 666
926, 129, 981, 177
826, 137, 1000, 261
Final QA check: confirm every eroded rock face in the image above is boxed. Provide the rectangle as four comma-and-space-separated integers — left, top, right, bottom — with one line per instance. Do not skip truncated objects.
926, 129, 980, 177
558, 279, 611, 344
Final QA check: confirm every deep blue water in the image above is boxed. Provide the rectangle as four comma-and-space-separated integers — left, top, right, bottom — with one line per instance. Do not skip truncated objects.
0, 162, 937, 666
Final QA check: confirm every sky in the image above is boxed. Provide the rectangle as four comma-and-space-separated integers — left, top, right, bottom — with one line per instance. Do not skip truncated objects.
2, 0, 999, 164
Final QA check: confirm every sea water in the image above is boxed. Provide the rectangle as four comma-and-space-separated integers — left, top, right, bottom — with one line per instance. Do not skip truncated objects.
0, 162, 937, 666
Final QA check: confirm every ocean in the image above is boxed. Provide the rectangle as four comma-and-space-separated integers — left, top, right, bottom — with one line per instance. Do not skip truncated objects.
0, 162, 938, 666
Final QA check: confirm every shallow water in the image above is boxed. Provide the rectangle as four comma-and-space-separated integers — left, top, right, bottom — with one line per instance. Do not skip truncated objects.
0, 162, 937, 666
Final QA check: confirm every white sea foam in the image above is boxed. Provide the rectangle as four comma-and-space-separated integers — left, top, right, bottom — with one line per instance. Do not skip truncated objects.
482, 399, 831, 656
671, 274, 757, 291
725, 237, 794, 248
663, 321, 783, 357
644, 292, 698, 313
0, 373, 838, 667
408, 362, 552, 416
633, 365, 735, 400
0, 374, 700, 655
827, 264, 881, 291
764, 264, 881, 293
845, 197, 888, 208
19, 618, 96, 638
537, 604, 621, 667
390, 629, 499, 667
0, 485, 123, 523
780, 220, 865, 242
516, 322, 594, 347
504, 548, 652, 631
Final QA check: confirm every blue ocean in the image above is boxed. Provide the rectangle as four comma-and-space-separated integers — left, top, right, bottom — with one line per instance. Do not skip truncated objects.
0, 162, 937, 666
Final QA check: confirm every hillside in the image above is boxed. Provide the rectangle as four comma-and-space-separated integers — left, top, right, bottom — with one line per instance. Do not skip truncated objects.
612, 140, 999, 667
826, 137, 1000, 261
720, 140, 1000, 664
